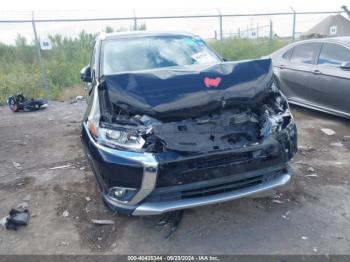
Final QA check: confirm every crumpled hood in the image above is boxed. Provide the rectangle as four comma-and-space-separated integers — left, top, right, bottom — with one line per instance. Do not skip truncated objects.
104, 59, 273, 119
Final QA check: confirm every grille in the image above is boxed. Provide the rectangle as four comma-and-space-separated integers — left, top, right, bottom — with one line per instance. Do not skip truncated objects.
181, 175, 263, 198
156, 151, 280, 187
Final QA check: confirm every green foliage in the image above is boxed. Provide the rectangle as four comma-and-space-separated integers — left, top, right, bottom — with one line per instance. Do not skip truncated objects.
209, 37, 288, 61
0, 31, 96, 103
0, 29, 285, 104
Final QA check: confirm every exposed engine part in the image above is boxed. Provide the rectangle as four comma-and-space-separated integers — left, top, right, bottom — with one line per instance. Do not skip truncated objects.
99, 83, 291, 154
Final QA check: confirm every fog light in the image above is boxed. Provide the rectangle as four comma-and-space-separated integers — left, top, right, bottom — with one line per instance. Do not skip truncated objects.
113, 188, 126, 198
108, 187, 137, 202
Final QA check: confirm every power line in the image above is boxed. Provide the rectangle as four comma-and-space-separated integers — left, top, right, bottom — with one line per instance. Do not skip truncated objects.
0, 10, 344, 23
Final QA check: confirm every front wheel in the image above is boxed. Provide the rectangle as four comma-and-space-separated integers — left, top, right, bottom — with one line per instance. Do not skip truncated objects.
7, 97, 18, 112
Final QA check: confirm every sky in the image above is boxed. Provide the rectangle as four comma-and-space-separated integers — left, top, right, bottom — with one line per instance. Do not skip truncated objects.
0, 0, 349, 44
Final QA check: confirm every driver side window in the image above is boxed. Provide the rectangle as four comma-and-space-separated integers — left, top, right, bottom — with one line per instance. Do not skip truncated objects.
290, 43, 319, 64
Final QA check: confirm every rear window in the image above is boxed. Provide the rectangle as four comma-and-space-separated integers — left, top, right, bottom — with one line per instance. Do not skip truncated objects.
290, 43, 319, 64
318, 43, 350, 66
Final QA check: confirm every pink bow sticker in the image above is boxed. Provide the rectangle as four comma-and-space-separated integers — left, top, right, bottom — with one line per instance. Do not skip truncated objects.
204, 77, 221, 88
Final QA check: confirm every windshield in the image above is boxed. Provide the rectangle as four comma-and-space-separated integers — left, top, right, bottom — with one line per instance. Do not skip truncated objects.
101, 35, 221, 75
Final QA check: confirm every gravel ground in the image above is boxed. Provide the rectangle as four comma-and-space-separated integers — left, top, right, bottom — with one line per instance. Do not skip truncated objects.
0, 101, 349, 255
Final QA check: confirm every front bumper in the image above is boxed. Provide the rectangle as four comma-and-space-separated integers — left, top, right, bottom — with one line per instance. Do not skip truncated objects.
134, 173, 291, 215
82, 122, 296, 216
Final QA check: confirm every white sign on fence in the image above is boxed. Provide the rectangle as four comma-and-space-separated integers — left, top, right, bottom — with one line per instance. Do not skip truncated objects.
40, 39, 52, 50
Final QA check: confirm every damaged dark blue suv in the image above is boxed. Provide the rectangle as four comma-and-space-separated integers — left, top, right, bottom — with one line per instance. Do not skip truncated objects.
80, 31, 297, 216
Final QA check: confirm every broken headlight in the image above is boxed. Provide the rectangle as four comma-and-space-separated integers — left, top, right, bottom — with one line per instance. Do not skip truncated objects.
99, 127, 145, 150
87, 120, 145, 150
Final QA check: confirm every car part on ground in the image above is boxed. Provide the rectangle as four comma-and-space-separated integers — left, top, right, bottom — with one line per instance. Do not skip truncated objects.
7, 93, 48, 112
1, 208, 30, 231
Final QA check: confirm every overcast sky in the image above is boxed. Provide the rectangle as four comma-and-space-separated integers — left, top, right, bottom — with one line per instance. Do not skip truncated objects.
0, 0, 348, 44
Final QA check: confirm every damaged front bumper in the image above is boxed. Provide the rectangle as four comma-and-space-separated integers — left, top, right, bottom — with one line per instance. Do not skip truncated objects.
81, 120, 297, 216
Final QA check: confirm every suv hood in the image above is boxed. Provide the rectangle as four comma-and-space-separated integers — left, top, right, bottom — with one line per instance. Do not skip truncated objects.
104, 59, 273, 120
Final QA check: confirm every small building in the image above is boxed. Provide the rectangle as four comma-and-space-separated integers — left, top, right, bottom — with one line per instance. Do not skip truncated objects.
303, 14, 350, 39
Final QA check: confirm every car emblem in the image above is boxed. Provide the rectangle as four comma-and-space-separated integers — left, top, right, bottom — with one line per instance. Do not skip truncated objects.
204, 77, 221, 88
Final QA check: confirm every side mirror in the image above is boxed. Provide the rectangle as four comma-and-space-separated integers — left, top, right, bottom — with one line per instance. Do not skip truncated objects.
340, 62, 350, 71
80, 66, 92, 82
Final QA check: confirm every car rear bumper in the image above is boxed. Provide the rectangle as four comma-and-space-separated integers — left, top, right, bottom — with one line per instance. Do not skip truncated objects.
81, 122, 296, 216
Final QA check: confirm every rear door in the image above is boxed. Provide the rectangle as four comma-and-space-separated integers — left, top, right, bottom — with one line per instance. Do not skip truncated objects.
308, 42, 350, 114
275, 42, 321, 103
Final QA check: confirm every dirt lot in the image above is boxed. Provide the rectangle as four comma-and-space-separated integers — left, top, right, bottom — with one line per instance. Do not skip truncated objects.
0, 101, 349, 255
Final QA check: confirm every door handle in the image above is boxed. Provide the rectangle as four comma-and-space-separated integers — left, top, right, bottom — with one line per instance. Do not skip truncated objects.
313, 69, 322, 75
279, 64, 285, 69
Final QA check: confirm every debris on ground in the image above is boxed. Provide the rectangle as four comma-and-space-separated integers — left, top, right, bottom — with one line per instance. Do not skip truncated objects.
305, 174, 319, 178
156, 210, 184, 240
0, 216, 8, 227
62, 210, 69, 217
330, 142, 343, 147
281, 211, 291, 220
321, 128, 336, 136
91, 219, 115, 225
85, 197, 91, 202
71, 96, 86, 104
12, 161, 22, 170
2, 209, 30, 231
50, 164, 73, 170
165, 210, 184, 240
56, 241, 69, 247
272, 199, 284, 204
307, 167, 315, 172
7, 93, 48, 113
16, 202, 29, 211
301, 236, 308, 240
313, 247, 318, 253
298, 145, 315, 151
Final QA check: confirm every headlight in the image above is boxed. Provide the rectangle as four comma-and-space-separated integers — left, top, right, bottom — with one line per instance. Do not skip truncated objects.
99, 127, 145, 150
87, 120, 145, 150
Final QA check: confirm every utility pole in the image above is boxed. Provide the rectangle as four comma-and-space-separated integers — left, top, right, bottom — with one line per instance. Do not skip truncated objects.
32, 11, 48, 99
269, 20, 273, 41
217, 9, 224, 57
290, 6, 296, 42
133, 9, 138, 30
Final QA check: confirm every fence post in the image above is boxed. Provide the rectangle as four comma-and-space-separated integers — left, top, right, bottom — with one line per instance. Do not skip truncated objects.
133, 9, 138, 30
269, 20, 273, 41
217, 9, 223, 57
290, 6, 296, 42
31, 11, 48, 99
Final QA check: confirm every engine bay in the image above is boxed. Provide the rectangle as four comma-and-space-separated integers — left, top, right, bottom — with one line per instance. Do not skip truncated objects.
98, 85, 292, 154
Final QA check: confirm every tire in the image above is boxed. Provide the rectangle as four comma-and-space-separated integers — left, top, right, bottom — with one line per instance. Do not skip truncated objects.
7, 97, 18, 112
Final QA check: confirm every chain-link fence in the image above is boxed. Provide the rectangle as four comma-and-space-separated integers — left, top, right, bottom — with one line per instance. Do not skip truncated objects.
0, 8, 348, 102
